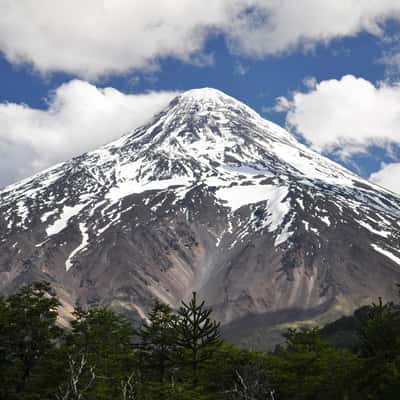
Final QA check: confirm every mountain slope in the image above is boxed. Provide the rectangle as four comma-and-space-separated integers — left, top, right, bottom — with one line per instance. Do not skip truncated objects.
1, 88, 400, 345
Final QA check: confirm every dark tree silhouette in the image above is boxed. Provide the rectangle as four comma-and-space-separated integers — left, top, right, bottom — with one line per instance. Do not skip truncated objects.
137, 300, 178, 381
173, 292, 222, 383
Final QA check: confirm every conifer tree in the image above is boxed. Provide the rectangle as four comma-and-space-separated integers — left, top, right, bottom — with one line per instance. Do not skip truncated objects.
173, 292, 222, 383
137, 301, 178, 381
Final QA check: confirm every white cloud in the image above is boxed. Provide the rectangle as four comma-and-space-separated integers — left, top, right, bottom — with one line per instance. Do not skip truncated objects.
370, 163, 400, 194
0, 80, 178, 187
277, 75, 400, 156
0, 0, 233, 79
226, 0, 400, 56
1, 1, 400, 78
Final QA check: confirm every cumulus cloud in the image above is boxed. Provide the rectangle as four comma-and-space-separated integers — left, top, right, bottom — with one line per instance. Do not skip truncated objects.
277, 75, 400, 157
0, 80, 178, 187
1, 1, 400, 78
226, 0, 400, 57
370, 163, 400, 194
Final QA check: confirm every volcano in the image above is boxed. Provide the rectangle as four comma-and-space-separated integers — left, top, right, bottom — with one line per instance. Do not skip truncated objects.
1, 88, 400, 347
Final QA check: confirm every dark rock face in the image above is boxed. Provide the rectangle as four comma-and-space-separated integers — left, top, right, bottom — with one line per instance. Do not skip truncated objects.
1, 88, 400, 346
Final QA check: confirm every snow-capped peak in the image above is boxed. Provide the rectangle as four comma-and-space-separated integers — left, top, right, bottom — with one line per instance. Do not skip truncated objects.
100, 87, 358, 190
176, 87, 260, 117
179, 87, 232, 102
166, 87, 295, 143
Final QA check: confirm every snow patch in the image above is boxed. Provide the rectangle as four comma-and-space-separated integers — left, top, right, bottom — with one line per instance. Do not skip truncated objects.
215, 184, 288, 212
106, 177, 190, 203
46, 204, 87, 237
320, 216, 331, 226
216, 184, 293, 246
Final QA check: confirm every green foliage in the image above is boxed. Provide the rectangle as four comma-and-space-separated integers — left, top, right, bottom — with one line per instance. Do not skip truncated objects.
136, 301, 178, 381
359, 298, 400, 358
2, 281, 400, 399
63, 306, 136, 399
0, 281, 63, 399
138, 382, 209, 400
209, 347, 277, 400
320, 305, 370, 350
356, 298, 400, 399
273, 327, 359, 399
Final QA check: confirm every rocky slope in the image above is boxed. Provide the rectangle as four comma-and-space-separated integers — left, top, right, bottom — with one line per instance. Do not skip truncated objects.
1, 88, 400, 346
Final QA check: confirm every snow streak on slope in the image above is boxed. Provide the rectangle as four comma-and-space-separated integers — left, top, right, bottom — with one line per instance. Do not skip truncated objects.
66, 223, 89, 271
371, 244, 400, 266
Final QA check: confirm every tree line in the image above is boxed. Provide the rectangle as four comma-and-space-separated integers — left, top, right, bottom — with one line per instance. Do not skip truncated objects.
1, 281, 400, 399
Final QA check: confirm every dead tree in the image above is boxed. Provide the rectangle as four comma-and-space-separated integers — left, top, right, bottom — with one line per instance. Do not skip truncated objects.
223, 363, 276, 400
120, 372, 138, 400
56, 354, 95, 400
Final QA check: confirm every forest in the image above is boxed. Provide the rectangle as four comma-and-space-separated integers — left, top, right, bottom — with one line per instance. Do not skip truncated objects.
1, 282, 399, 400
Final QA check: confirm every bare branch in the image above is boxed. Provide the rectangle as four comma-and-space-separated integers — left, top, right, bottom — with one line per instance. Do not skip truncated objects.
56, 353, 96, 400
120, 372, 138, 400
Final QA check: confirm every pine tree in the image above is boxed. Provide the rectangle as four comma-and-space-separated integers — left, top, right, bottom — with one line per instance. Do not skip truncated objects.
137, 301, 178, 381
173, 292, 222, 383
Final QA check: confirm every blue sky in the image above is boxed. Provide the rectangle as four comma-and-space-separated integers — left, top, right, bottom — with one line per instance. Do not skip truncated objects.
1, 1, 400, 193
0, 31, 385, 120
